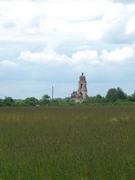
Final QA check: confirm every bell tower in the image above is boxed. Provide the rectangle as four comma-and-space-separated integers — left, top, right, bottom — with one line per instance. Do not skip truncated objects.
78, 73, 87, 100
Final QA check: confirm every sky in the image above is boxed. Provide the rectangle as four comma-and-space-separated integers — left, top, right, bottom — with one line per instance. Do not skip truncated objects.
0, 0, 135, 99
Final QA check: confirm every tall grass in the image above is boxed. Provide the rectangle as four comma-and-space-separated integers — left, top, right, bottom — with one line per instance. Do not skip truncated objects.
0, 106, 135, 179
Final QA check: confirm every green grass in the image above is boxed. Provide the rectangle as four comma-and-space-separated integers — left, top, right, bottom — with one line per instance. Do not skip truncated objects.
0, 106, 135, 179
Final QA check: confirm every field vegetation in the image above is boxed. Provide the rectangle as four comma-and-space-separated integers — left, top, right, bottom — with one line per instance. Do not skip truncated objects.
0, 87, 135, 107
0, 106, 135, 179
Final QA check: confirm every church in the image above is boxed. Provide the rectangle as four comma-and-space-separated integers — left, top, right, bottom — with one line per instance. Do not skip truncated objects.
71, 73, 88, 102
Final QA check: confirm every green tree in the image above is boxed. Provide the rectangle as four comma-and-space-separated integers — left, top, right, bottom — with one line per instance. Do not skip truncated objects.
128, 92, 135, 102
24, 97, 39, 106
95, 94, 105, 103
132, 92, 135, 99
0, 99, 3, 106
3, 97, 15, 106
40, 95, 50, 105
117, 87, 127, 100
15, 99, 25, 106
50, 99, 60, 106
106, 88, 118, 102
83, 95, 106, 105
106, 87, 127, 102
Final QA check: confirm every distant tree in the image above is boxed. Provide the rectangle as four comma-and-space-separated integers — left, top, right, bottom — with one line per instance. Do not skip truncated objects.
64, 97, 71, 102
106, 87, 127, 102
15, 99, 25, 106
83, 94, 106, 104
24, 97, 39, 106
40, 95, 50, 105
95, 94, 104, 102
128, 92, 135, 102
132, 92, 135, 99
96, 94, 102, 99
3, 97, 15, 106
116, 87, 127, 100
106, 88, 118, 102
0, 99, 3, 106
50, 99, 60, 105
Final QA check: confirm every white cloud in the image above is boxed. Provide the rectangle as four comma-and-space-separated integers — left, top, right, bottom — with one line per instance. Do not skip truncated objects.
72, 50, 99, 65
72, 50, 98, 60
101, 47, 134, 62
113, 0, 135, 4
125, 16, 135, 35
0, 60, 17, 67
0, 0, 126, 43
0, 1, 38, 27
0, 0, 135, 98
19, 49, 100, 67
19, 46, 134, 68
19, 50, 71, 65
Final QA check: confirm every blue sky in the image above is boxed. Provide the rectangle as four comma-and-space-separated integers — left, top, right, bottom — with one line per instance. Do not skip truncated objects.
0, 0, 135, 99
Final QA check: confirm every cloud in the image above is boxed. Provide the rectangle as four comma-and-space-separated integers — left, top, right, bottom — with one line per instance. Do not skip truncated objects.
19, 49, 100, 68
72, 50, 100, 66
0, 0, 126, 43
101, 47, 134, 63
102, 3, 135, 44
0, 0, 135, 98
125, 16, 135, 35
72, 50, 98, 60
19, 46, 135, 68
113, 0, 135, 4
0, 60, 17, 67
19, 50, 71, 65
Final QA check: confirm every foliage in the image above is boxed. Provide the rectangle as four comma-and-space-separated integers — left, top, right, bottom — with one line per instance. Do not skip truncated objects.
40, 94, 50, 105
24, 97, 39, 106
14, 99, 25, 106
3, 97, 15, 106
106, 87, 127, 102
0, 99, 3, 107
83, 94, 106, 104
0, 87, 135, 107
128, 93, 135, 102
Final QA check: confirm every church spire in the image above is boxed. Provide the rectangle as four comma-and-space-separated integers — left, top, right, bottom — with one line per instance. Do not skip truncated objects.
71, 73, 88, 102
78, 73, 87, 100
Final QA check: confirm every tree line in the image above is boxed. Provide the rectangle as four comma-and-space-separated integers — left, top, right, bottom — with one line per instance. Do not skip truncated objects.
0, 87, 135, 107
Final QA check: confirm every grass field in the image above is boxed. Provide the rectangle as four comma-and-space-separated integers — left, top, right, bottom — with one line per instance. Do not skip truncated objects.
0, 106, 135, 180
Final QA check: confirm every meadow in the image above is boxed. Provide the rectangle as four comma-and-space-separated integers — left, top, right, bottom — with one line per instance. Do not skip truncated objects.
0, 106, 135, 180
